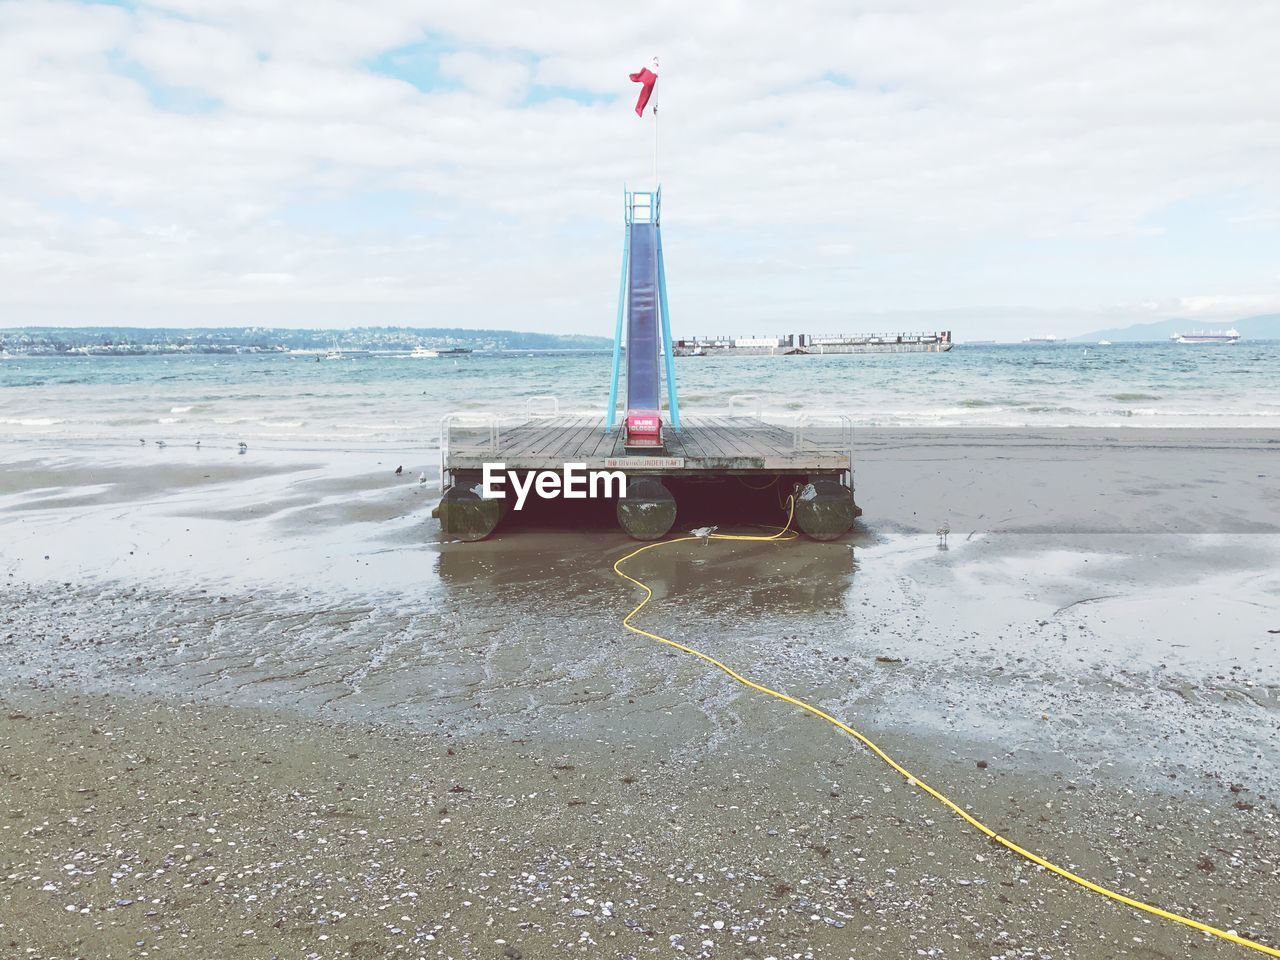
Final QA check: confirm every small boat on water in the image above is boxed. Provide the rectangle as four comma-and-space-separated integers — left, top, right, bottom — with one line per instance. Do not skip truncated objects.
1171, 329, 1240, 344
408, 346, 472, 358
1097, 339, 1112, 346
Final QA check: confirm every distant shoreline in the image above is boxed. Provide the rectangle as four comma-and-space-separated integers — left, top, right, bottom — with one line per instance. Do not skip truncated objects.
1, 347, 616, 358
0, 324, 614, 357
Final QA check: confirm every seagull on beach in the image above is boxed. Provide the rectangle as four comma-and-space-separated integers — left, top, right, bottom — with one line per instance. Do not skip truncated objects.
395, 465, 403, 475
937, 519, 950, 547
139, 438, 146, 445
195, 440, 201, 448
418, 472, 427, 484
155, 440, 166, 448
238, 441, 248, 455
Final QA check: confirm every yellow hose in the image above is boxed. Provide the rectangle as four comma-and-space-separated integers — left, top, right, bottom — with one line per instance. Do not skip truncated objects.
612, 495, 1279, 957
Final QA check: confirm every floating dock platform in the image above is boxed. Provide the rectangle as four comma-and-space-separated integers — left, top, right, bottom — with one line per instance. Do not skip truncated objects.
444, 415, 849, 475
437, 410, 859, 541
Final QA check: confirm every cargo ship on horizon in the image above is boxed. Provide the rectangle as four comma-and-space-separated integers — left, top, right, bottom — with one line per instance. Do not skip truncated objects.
1171, 328, 1240, 344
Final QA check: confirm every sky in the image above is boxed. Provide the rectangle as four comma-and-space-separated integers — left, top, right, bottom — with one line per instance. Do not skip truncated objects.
1, 0, 1278, 340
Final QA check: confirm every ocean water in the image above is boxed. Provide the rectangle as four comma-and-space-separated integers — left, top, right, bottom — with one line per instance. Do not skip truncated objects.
2, 340, 1279, 447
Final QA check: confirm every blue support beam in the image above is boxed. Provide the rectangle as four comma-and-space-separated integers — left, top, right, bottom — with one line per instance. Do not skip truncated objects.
655, 212, 681, 431
605, 213, 630, 433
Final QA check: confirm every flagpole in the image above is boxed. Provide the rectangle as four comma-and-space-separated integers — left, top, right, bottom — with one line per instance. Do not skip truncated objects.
652, 67, 659, 184
653, 105, 658, 184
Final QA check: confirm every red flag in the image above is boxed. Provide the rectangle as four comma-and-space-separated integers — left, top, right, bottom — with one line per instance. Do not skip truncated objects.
629, 57, 658, 117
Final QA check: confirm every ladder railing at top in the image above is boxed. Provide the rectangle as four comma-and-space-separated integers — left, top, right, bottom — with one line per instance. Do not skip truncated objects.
624, 187, 661, 225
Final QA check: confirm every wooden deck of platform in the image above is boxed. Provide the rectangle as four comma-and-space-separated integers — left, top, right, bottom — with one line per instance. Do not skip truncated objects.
444, 415, 850, 476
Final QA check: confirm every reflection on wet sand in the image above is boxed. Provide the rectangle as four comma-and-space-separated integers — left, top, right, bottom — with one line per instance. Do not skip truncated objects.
434, 528, 858, 611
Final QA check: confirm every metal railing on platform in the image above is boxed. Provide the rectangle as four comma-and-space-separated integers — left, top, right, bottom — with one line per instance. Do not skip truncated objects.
524, 395, 560, 418
439, 413, 500, 491
728, 394, 763, 419
789, 413, 854, 485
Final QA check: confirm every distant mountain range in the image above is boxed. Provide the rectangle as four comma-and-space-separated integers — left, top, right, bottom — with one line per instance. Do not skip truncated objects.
1073, 313, 1280, 343
0, 325, 613, 356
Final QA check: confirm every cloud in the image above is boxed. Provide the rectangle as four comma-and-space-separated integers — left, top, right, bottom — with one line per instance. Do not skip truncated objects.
438, 52, 532, 104
1175, 294, 1280, 317
0, 0, 1278, 338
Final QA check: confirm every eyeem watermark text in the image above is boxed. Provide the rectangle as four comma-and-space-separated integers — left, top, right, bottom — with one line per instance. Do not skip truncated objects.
482, 463, 626, 511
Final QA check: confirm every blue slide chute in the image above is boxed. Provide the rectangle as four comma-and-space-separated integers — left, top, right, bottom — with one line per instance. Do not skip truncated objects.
626, 221, 660, 412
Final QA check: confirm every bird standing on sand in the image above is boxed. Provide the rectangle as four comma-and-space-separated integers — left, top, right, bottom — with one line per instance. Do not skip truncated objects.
395, 465, 403, 475
155, 440, 166, 448
238, 441, 248, 454
937, 519, 950, 547
418, 472, 427, 484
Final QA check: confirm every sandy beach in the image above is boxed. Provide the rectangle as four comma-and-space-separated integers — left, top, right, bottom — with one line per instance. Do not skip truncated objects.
2, 429, 1278, 959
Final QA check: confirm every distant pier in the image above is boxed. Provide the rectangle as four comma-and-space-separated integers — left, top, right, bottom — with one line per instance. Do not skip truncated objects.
674, 331, 952, 356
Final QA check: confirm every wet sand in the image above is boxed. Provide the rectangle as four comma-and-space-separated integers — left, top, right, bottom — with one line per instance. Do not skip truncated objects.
1, 691, 1276, 960
1, 430, 1278, 958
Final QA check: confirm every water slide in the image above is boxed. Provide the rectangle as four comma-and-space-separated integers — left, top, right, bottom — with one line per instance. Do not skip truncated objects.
605, 188, 679, 441
625, 221, 661, 413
